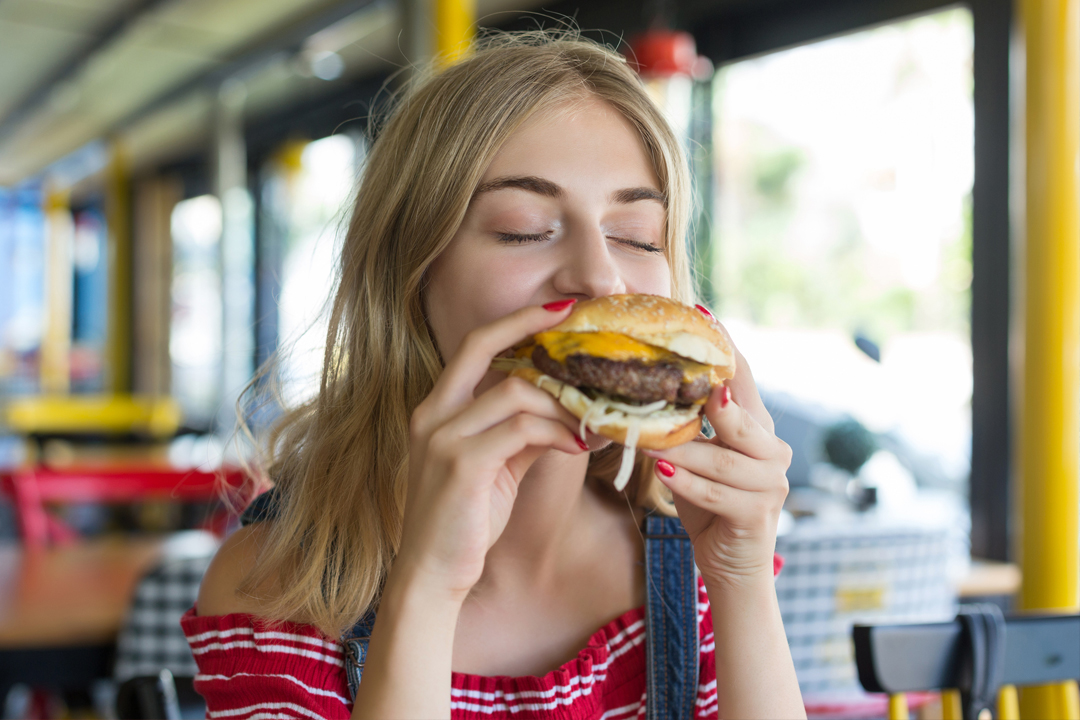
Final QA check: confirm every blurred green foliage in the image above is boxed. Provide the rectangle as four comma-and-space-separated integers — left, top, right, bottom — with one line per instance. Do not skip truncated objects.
713, 127, 972, 342
710, 9, 973, 346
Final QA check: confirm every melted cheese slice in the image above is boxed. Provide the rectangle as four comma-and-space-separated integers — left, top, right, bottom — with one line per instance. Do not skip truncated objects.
532, 331, 712, 384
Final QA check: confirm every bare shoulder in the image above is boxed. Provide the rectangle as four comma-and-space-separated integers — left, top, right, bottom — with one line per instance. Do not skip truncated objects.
197, 523, 279, 617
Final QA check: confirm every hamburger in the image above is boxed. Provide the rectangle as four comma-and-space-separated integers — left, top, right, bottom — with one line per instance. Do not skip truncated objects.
492, 294, 736, 489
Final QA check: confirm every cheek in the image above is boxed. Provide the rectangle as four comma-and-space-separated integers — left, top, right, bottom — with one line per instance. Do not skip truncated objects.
624, 256, 673, 297
424, 237, 551, 359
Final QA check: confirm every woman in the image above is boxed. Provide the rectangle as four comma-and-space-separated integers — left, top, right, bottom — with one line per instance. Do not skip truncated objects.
187, 30, 804, 719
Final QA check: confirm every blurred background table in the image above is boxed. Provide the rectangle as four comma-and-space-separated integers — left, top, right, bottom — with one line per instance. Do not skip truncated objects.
0, 537, 165, 700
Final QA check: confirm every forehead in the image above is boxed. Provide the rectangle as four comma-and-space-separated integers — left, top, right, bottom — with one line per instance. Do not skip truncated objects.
480, 95, 661, 190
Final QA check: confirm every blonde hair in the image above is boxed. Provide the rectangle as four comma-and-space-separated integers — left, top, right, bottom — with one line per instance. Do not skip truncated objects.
242, 29, 697, 637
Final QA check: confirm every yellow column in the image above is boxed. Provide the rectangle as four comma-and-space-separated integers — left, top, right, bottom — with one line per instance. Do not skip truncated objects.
941, 689, 963, 720
998, 685, 1020, 720
41, 188, 73, 394
105, 140, 132, 393
888, 693, 909, 720
1017, 0, 1080, 717
434, 0, 474, 66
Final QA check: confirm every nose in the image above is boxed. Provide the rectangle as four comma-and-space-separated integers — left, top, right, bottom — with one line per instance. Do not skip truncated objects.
551, 228, 626, 299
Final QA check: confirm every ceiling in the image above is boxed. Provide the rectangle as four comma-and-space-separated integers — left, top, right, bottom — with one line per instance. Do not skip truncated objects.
0, 0, 542, 186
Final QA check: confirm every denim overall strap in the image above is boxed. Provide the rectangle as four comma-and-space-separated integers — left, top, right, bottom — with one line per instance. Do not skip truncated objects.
344, 611, 377, 701
643, 514, 700, 720
240, 488, 280, 526
239, 491, 375, 701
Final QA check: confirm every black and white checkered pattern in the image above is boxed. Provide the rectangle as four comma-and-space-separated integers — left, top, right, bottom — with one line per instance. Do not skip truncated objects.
114, 540, 217, 682
775, 523, 958, 695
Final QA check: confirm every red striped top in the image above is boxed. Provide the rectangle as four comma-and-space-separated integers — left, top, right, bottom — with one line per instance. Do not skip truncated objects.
181, 576, 718, 720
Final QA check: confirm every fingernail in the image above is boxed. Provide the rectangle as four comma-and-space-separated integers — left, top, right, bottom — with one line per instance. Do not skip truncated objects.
575, 435, 588, 451
720, 386, 731, 409
543, 299, 577, 312
695, 304, 715, 320
656, 459, 676, 478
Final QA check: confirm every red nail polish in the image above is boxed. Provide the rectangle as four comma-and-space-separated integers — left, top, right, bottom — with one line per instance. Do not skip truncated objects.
695, 304, 715, 320
575, 435, 588, 451
543, 299, 577, 312
720, 386, 731, 409
656, 459, 676, 478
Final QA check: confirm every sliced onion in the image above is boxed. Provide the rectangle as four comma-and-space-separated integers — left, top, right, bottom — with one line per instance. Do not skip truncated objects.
606, 398, 668, 415
579, 397, 608, 440
613, 418, 641, 491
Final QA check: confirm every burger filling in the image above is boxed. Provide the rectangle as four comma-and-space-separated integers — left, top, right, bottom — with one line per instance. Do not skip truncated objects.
499, 330, 716, 492
532, 345, 710, 404
528, 330, 712, 406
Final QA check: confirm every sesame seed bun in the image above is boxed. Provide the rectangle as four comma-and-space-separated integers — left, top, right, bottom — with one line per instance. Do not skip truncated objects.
547, 294, 735, 373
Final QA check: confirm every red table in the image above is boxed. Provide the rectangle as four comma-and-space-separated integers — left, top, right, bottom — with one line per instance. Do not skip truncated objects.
1, 465, 249, 547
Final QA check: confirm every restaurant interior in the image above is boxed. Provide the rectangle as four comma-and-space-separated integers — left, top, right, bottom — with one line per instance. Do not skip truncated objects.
0, 0, 1077, 717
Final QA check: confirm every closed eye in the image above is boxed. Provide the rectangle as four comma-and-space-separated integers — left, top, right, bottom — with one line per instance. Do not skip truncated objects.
610, 237, 664, 254
496, 231, 552, 244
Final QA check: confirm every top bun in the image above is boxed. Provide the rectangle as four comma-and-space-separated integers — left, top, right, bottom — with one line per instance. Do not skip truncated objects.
549, 294, 736, 373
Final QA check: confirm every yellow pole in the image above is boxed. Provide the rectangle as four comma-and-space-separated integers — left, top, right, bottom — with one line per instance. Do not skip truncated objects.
105, 140, 131, 394
888, 693, 909, 720
998, 685, 1020, 720
1061, 683, 1080, 720
942, 689, 963, 720
1018, 0, 1080, 716
41, 187, 73, 395
434, 0, 474, 66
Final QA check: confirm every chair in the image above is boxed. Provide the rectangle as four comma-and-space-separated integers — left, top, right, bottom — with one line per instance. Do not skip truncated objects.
853, 609, 1080, 720
112, 531, 218, 719
116, 670, 180, 720
115, 670, 207, 720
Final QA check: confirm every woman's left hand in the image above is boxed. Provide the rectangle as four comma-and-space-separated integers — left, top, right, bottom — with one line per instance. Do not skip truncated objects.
643, 341, 792, 588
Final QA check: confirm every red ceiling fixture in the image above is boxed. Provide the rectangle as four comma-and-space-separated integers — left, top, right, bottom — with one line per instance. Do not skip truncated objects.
627, 29, 711, 79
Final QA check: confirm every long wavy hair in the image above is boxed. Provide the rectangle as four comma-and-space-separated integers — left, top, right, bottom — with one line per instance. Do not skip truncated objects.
240, 29, 697, 637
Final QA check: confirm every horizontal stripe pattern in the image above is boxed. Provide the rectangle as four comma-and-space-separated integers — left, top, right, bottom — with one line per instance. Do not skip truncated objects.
181, 575, 717, 720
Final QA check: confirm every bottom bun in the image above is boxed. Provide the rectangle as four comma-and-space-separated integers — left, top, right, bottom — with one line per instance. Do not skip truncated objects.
510, 366, 703, 450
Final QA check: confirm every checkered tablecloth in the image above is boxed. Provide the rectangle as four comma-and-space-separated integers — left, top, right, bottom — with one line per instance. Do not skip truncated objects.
114, 535, 217, 682
776, 523, 958, 695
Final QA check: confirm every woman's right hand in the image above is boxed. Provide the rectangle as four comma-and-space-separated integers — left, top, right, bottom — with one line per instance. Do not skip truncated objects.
394, 301, 587, 602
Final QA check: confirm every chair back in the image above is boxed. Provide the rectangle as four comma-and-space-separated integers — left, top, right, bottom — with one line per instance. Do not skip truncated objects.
853, 612, 1080, 720
113, 531, 218, 718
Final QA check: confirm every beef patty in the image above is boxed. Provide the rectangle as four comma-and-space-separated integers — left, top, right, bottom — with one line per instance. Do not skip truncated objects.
532, 345, 710, 405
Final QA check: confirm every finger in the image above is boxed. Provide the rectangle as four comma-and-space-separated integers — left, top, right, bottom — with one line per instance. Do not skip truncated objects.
709, 318, 774, 434
428, 301, 577, 417
441, 377, 582, 440
652, 459, 761, 519
698, 385, 785, 461
643, 439, 773, 492
728, 345, 774, 433
456, 413, 585, 476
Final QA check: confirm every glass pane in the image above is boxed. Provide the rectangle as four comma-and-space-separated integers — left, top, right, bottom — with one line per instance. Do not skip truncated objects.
0, 184, 46, 396
170, 194, 223, 430
712, 9, 974, 497
273, 134, 360, 407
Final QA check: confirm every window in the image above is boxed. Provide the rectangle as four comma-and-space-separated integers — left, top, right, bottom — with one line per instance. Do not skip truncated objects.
712, 9, 974, 496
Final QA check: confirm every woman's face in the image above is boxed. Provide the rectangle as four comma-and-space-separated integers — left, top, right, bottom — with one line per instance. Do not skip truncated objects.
425, 95, 672, 363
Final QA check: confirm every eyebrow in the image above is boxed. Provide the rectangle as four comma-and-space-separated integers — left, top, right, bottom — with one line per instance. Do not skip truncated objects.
475, 176, 564, 199
612, 186, 667, 207
474, 175, 667, 207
